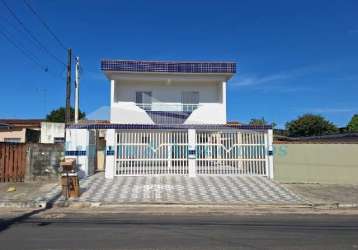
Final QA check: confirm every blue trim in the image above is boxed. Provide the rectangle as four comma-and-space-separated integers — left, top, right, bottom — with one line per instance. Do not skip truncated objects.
188, 149, 196, 155
65, 150, 86, 156
66, 123, 272, 130
106, 150, 115, 156
101, 60, 236, 74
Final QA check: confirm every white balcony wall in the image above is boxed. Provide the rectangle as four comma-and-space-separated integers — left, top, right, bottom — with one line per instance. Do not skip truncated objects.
110, 78, 227, 124
114, 80, 220, 103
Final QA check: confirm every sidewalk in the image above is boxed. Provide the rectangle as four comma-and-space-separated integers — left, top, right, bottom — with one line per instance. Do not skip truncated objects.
0, 181, 61, 208
283, 183, 358, 207
2, 174, 358, 210
54, 173, 307, 206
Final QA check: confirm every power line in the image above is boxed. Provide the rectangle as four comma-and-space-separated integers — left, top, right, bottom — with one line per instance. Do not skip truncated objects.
0, 24, 66, 80
0, 0, 66, 67
21, 0, 85, 78
0, 27, 45, 71
23, 0, 67, 51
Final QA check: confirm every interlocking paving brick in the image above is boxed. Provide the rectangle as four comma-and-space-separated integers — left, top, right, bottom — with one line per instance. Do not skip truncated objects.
55, 173, 307, 204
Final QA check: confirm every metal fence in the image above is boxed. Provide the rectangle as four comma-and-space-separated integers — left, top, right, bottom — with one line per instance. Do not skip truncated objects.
196, 130, 267, 175
114, 129, 269, 176
115, 130, 188, 175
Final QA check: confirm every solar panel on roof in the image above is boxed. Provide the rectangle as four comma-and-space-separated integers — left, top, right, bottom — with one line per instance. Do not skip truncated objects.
101, 60, 236, 74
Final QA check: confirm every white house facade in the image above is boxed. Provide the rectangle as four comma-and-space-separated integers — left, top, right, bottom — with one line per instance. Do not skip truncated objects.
65, 60, 273, 179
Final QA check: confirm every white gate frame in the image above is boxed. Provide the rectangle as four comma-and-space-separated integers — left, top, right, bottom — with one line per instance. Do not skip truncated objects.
105, 128, 274, 179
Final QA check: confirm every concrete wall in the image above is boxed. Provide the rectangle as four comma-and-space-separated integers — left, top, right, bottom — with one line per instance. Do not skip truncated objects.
25, 143, 64, 181
274, 144, 358, 184
40, 122, 65, 143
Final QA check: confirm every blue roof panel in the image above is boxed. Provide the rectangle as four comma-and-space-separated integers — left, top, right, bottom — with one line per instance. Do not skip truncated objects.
101, 60, 236, 74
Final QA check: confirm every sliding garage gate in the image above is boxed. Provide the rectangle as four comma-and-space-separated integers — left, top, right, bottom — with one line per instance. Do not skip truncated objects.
114, 129, 269, 176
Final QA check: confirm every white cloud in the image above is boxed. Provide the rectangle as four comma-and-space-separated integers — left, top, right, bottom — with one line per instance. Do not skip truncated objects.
348, 29, 358, 34
231, 72, 292, 87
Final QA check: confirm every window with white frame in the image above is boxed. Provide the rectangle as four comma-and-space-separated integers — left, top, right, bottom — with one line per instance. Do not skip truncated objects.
181, 91, 199, 112
136, 91, 152, 111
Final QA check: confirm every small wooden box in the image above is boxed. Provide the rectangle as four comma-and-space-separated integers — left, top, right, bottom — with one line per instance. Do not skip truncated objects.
61, 174, 80, 198
60, 158, 76, 172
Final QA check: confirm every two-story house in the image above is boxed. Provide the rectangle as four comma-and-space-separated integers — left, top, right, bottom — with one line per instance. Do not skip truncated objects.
66, 60, 273, 179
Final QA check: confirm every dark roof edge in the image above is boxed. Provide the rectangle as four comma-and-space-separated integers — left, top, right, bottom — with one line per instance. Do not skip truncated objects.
101, 59, 237, 64
100, 60, 236, 74
66, 123, 272, 130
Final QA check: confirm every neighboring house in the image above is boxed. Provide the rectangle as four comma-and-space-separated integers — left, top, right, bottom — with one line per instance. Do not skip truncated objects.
0, 119, 42, 143
66, 60, 273, 179
40, 122, 65, 144
0, 119, 65, 144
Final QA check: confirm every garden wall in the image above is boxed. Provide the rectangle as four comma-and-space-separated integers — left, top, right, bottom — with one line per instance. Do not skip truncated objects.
274, 143, 358, 184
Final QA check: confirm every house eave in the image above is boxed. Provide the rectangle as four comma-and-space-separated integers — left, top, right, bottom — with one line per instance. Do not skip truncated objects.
102, 70, 235, 81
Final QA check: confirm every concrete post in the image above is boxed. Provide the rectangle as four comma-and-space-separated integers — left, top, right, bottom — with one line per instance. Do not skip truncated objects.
105, 129, 115, 179
268, 129, 274, 179
188, 129, 196, 177
65, 128, 89, 178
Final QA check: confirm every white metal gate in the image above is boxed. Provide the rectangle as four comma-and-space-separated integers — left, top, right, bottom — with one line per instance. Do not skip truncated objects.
196, 130, 268, 175
115, 130, 188, 175
115, 129, 269, 176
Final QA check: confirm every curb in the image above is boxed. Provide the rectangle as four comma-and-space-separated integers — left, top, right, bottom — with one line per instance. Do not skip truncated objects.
52, 200, 358, 210
0, 200, 47, 209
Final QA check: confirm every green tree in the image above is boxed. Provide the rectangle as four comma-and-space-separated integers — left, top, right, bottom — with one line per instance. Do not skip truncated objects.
46, 107, 86, 123
285, 114, 338, 137
249, 117, 267, 126
249, 117, 276, 128
347, 114, 358, 132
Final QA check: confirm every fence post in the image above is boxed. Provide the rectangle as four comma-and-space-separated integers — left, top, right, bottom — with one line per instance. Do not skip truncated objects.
25, 144, 32, 182
267, 129, 274, 179
105, 129, 115, 179
188, 129, 196, 177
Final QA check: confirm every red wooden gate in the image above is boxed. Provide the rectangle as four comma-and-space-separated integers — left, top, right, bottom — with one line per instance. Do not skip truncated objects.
0, 143, 27, 182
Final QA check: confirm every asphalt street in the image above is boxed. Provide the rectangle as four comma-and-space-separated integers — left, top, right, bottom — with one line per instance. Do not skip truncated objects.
1, 210, 358, 250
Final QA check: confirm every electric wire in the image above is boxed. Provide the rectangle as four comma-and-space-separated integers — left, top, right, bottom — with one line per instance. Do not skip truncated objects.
23, 0, 67, 51
1, 0, 66, 67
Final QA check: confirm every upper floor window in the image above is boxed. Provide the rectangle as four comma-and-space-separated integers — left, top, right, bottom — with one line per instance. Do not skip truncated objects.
136, 91, 152, 111
181, 91, 199, 112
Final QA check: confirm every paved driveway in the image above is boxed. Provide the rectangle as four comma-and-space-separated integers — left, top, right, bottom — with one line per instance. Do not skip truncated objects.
58, 173, 307, 205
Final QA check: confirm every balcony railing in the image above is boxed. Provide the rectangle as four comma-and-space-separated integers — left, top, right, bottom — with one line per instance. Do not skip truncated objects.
136, 103, 200, 112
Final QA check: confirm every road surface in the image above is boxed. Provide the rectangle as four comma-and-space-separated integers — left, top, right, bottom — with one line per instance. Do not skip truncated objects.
1, 210, 358, 249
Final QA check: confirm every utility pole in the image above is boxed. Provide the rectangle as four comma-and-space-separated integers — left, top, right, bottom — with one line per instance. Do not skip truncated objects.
65, 48, 72, 123
74, 56, 80, 123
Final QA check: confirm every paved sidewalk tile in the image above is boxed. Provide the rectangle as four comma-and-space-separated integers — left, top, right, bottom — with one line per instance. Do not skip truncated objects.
56, 173, 307, 204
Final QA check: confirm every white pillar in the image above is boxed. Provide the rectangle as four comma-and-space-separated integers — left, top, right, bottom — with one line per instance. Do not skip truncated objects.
188, 129, 196, 177
110, 80, 115, 122
222, 81, 227, 123
267, 129, 274, 179
65, 128, 89, 178
105, 129, 115, 179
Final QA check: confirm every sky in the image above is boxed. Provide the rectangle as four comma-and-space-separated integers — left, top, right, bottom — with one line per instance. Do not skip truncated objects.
0, 0, 357, 128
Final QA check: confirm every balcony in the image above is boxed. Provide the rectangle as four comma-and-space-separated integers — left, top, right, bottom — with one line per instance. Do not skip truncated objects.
136, 103, 200, 124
